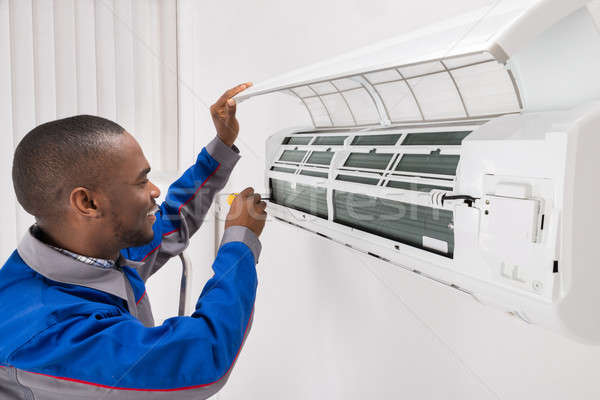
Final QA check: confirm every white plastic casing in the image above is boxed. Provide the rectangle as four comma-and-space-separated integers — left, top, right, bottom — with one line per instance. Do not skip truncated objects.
247, 0, 600, 343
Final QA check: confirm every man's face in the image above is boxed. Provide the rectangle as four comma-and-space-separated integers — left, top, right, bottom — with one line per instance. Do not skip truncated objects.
101, 132, 161, 249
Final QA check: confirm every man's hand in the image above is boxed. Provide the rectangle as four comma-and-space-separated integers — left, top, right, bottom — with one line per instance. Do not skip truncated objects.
225, 187, 267, 237
210, 82, 253, 147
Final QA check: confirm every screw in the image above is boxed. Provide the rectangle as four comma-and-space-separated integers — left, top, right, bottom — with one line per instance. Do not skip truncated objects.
532, 281, 543, 292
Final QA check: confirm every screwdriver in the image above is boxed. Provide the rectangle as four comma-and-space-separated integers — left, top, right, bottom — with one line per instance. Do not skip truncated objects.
226, 193, 271, 206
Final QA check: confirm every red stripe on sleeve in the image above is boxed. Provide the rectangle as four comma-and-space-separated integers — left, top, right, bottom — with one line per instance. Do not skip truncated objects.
177, 164, 221, 215
19, 304, 256, 392
136, 290, 146, 305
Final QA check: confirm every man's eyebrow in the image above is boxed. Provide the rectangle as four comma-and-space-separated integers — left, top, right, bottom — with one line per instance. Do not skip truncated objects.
136, 167, 151, 181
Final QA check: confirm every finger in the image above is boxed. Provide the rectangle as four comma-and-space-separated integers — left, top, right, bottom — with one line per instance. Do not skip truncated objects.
223, 83, 251, 103
239, 187, 255, 198
226, 82, 252, 98
253, 193, 261, 204
257, 201, 267, 210
215, 82, 253, 106
226, 98, 237, 118
250, 203, 267, 218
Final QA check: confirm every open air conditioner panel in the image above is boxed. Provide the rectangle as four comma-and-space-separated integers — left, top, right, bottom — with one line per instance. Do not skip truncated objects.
244, 53, 523, 129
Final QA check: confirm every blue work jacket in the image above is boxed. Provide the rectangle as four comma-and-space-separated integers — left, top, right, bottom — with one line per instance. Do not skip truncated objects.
0, 137, 261, 399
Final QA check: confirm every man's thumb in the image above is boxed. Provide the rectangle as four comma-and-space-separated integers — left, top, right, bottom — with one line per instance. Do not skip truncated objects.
226, 98, 236, 117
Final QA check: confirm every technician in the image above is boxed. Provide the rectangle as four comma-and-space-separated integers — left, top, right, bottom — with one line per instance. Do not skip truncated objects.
0, 83, 265, 399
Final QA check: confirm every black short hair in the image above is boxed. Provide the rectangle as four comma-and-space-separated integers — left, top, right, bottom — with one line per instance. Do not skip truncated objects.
12, 115, 125, 219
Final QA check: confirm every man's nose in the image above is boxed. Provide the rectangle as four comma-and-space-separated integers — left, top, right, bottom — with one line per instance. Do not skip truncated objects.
150, 181, 161, 198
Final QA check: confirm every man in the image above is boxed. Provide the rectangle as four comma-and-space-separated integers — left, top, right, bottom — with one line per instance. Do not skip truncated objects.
0, 83, 266, 399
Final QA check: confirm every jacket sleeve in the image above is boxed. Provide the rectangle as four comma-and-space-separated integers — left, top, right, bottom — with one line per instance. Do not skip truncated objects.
121, 136, 240, 281
7, 235, 260, 397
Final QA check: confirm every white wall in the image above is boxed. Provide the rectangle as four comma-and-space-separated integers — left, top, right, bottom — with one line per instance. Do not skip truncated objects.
181, 1, 600, 399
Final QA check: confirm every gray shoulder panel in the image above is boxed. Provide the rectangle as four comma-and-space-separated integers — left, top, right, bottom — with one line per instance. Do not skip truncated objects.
0, 366, 33, 400
205, 136, 241, 170
220, 226, 262, 263
17, 227, 129, 301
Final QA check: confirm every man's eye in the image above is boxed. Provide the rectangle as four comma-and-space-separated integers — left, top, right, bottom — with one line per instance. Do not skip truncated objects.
139, 179, 149, 185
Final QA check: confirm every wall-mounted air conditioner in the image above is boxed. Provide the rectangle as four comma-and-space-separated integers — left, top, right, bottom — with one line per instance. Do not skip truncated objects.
236, 0, 600, 344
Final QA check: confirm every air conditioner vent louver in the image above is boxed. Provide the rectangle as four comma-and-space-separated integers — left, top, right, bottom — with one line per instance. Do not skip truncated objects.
271, 166, 295, 174
283, 136, 313, 145
351, 134, 401, 146
313, 136, 347, 145
402, 131, 471, 145
279, 150, 307, 163
299, 170, 328, 178
395, 154, 460, 176
336, 175, 379, 185
344, 153, 394, 170
306, 151, 334, 166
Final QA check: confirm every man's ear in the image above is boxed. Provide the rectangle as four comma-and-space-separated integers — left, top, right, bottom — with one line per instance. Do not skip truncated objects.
69, 187, 103, 218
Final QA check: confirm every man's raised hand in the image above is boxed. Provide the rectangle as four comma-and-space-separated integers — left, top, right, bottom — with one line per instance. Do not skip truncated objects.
211, 82, 253, 147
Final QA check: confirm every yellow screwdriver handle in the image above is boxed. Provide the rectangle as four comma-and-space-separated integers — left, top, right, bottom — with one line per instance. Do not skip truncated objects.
226, 193, 269, 205
226, 193, 239, 206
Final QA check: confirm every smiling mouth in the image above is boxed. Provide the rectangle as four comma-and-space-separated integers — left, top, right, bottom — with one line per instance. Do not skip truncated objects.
147, 205, 159, 216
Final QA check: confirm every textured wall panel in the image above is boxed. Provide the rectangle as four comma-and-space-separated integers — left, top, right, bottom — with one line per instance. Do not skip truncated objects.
8, 0, 37, 241
0, 0, 18, 260
113, 0, 135, 129
74, 0, 98, 115
53, 0, 78, 118
32, 0, 57, 124
2, 0, 179, 260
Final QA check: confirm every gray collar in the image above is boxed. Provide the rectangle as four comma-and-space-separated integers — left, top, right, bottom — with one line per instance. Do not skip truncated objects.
17, 226, 144, 301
